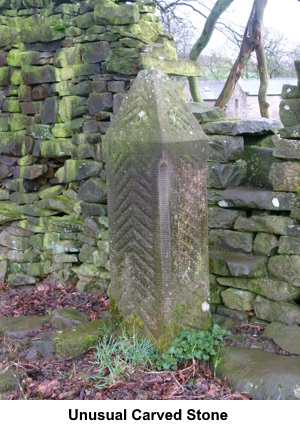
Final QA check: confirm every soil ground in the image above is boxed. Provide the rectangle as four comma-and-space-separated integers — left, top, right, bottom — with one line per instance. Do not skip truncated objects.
0, 281, 289, 401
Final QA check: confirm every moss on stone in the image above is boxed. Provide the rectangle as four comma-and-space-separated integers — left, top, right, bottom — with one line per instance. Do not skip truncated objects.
58, 96, 83, 123
0, 25, 18, 47
52, 317, 109, 358
53, 46, 82, 68
40, 139, 76, 158
3, 99, 20, 113
21, 65, 61, 85
0, 67, 10, 86
7, 49, 39, 67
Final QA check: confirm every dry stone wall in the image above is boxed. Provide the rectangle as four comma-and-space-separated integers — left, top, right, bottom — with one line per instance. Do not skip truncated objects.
1, 0, 299, 330
189, 91, 300, 327
0, 0, 203, 292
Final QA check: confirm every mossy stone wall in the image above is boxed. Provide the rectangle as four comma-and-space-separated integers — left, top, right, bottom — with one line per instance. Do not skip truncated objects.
0, 0, 196, 292
190, 80, 300, 327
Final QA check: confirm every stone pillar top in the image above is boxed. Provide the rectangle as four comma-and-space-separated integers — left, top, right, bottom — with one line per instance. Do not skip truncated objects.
104, 70, 208, 160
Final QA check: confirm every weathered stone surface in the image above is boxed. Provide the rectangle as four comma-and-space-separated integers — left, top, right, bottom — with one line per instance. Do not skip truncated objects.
207, 160, 246, 189
207, 135, 244, 162
221, 288, 256, 311
202, 118, 281, 136
254, 295, 300, 325
52, 123, 72, 138
43, 234, 80, 255
51, 308, 88, 330
280, 125, 300, 140
187, 103, 225, 124
0, 26, 17, 48
41, 97, 59, 124
208, 208, 246, 229
47, 216, 83, 233
60, 63, 100, 80
263, 322, 300, 355
139, 54, 203, 77
52, 317, 108, 358
282, 84, 300, 99
59, 96, 85, 123
55, 160, 102, 183
0, 163, 13, 179
209, 252, 267, 277
26, 331, 54, 360
20, 101, 42, 115
279, 99, 300, 127
78, 177, 107, 203
209, 230, 253, 253
76, 11, 95, 28
0, 189, 10, 200
234, 215, 297, 236
215, 305, 248, 321
81, 41, 110, 63
0, 67, 10, 86
269, 162, 300, 192
273, 139, 300, 159
53, 46, 82, 68
104, 70, 210, 347
0, 117, 9, 133
82, 217, 104, 239
0, 230, 28, 251
216, 346, 300, 399
8, 273, 37, 287
21, 66, 60, 85
20, 22, 64, 44
87, 92, 113, 115
93, 249, 109, 268
95, 3, 139, 25
53, 253, 78, 264
40, 139, 75, 158
210, 284, 226, 304
208, 188, 298, 211
72, 263, 110, 280
7, 49, 39, 67
32, 84, 52, 100
14, 164, 48, 180
217, 277, 300, 302
113, 93, 126, 114
242, 146, 273, 188
278, 236, 300, 254
269, 255, 300, 286
10, 114, 34, 132
0, 316, 46, 339
110, 19, 159, 44
79, 244, 95, 264
0, 260, 7, 283
107, 80, 126, 93
36, 196, 75, 215
253, 233, 278, 256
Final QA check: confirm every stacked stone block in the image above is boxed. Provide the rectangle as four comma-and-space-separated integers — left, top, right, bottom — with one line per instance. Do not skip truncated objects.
189, 102, 300, 327
0, 0, 202, 291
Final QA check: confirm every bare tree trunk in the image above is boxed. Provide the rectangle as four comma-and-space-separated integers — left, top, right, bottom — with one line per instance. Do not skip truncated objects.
188, 0, 235, 103
215, 0, 268, 110
256, 36, 269, 117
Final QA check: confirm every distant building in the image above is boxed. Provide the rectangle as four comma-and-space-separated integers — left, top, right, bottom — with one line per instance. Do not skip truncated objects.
183, 78, 297, 120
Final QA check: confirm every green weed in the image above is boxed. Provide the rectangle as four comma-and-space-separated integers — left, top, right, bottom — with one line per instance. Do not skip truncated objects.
157, 323, 231, 370
91, 325, 156, 389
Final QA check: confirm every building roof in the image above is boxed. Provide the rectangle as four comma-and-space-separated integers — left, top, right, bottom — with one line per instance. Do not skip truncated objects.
239, 78, 298, 96
184, 78, 298, 101
196, 81, 226, 101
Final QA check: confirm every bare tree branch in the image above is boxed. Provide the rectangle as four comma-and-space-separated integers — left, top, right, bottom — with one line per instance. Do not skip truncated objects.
188, 0, 235, 102
215, 0, 268, 111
